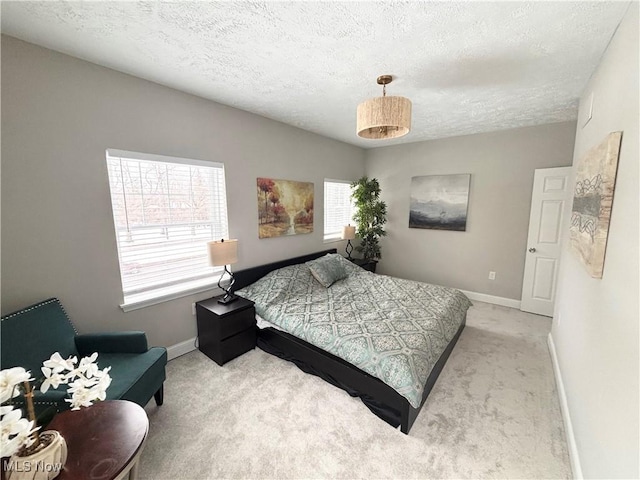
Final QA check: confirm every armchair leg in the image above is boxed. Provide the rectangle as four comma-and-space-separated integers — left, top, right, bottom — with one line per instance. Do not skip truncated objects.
154, 384, 164, 406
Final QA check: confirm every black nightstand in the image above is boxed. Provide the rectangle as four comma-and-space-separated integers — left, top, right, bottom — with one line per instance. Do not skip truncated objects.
350, 258, 378, 273
195, 295, 256, 366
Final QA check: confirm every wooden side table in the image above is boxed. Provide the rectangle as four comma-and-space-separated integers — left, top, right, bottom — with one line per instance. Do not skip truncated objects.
46, 400, 148, 480
196, 295, 256, 366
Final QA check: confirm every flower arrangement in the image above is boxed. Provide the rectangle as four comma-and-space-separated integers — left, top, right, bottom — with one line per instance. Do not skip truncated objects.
0, 352, 111, 457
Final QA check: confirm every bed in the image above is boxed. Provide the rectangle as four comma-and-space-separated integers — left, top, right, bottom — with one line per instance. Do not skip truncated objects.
234, 249, 471, 434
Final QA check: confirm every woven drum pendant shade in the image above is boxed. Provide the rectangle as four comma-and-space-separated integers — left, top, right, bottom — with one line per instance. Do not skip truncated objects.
357, 96, 412, 139
356, 75, 412, 139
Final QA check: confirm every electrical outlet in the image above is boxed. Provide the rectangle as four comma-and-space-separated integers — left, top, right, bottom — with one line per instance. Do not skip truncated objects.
488, 271, 496, 280
191, 303, 196, 315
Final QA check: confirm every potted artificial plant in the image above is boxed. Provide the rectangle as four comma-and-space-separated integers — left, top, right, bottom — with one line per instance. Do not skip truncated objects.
350, 176, 387, 260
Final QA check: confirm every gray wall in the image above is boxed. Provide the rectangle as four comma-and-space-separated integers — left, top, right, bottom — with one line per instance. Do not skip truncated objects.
1, 36, 365, 347
552, 4, 639, 478
365, 122, 576, 300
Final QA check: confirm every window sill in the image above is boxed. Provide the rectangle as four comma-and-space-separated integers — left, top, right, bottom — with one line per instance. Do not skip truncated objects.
120, 277, 227, 312
323, 236, 344, 244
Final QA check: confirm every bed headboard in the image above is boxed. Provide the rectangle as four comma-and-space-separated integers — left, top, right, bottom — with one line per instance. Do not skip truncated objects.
233, 249, 337, 291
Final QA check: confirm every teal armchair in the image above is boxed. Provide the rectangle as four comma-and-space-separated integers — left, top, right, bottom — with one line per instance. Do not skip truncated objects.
1, 298, 167, 422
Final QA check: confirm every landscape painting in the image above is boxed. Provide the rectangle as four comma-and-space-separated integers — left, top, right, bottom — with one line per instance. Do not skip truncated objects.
409, 174, 471, 231
569, 131, 622, 278
257, 178, 314, 239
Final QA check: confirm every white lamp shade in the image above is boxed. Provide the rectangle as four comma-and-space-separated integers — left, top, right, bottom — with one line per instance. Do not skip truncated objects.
208, 239, 238, 266
342, 225, 356, 240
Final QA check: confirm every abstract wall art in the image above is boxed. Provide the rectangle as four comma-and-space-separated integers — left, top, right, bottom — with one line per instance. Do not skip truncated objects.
257, 178, 314, 239
409, 174, 471, 231
569, 131, 623, 278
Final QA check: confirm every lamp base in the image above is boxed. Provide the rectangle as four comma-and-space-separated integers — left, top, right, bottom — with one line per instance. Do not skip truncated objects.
345, 239, 354, 261
217, 267, 237, 304
218, 293, 237, 305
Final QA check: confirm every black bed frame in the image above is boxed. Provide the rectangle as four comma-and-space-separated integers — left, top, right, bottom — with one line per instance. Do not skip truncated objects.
233, 249, 466, 434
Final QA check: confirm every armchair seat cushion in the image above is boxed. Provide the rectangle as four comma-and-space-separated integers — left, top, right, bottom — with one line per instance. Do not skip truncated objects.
99, 348, 167, 405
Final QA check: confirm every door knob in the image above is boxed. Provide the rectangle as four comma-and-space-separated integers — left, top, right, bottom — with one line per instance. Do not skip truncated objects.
528, 247, 536, 253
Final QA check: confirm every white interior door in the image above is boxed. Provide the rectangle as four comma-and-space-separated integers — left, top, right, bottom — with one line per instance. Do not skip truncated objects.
521, 167, 572, 316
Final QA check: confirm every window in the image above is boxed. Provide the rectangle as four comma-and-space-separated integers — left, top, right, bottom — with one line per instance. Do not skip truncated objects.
105, 149, 229, 310
324, 179, 356, 241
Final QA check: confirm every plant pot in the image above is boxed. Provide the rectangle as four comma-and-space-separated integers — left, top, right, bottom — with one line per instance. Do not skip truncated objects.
6, 431, 67, 480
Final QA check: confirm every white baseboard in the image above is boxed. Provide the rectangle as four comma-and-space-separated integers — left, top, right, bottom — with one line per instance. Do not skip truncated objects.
167, 337, 197, 361
547, 333, 583, 479
459, 290, 521, 309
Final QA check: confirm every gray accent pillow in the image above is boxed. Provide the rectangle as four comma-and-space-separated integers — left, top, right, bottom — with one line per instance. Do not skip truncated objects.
306, 254, 348, 288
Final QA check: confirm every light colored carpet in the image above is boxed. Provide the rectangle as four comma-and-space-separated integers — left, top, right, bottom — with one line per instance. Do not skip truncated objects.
140, 301, 571, 479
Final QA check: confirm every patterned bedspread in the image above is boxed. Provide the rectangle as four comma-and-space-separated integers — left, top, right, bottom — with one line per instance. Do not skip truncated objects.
237, 256, 472, 408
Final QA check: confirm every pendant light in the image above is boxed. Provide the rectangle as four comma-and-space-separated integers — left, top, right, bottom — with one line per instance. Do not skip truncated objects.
356, 75, 412, 139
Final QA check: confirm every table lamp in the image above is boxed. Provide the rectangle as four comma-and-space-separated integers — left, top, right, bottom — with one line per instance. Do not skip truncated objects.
208, 238, 238, 304
342, 225, 356, 260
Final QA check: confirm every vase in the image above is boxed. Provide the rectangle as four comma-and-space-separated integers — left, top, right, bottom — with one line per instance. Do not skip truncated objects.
6, 430, 67, 480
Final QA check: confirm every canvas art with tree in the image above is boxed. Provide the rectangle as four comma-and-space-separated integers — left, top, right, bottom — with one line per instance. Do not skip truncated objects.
257, 178, 314, 238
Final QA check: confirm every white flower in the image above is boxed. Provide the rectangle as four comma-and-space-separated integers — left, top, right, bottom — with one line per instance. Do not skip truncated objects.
95, 366, 111, 381
1, 434, 24, 457
98, 368, 112, 387
80, 352, 98, 365
43, 352, 77, 373
0, 405, 15, 416
63, 362, 112, 410
0, 367, 32, 403
40, 367, 66, 394
1, 408, 24, 436
77, 352, 99, 378
64, 387, 94, 410
89, 373, 112, 402
0, 407, 38, 457
13, 420, 39, 449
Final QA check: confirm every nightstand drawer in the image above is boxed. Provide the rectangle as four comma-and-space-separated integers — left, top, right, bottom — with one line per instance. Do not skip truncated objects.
218, 307, 255, 340
216, 327, 257, 365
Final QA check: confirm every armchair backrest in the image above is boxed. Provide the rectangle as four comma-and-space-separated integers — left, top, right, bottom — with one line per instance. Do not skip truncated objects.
1, 298, 79, 374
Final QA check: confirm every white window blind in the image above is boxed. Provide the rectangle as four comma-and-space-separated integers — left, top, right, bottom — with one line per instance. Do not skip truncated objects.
105, 149, 229, 308
324, 179, 356, 241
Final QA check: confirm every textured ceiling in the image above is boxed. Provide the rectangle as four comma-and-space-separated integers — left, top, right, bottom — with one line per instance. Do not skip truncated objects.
1, 1, 630, 148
